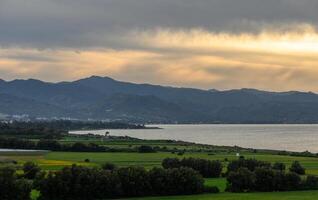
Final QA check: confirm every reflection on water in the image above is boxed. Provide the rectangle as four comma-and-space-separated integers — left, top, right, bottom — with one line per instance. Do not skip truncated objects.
70, 124, 318, 153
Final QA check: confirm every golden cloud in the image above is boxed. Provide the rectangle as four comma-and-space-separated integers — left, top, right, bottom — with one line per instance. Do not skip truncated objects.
1, 24, 318, 91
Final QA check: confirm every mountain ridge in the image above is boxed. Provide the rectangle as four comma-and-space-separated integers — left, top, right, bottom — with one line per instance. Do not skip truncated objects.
1, 76, 318, 123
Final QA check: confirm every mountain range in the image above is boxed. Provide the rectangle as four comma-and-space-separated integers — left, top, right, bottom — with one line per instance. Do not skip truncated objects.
1, 76, 318, 123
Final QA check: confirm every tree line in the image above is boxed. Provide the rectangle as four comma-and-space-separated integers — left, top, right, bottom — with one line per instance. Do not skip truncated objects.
0, 137, 159, 153
226, 158, 314, 192
0, 120, 146, 135
1, 163, 216, 200
1, 157, 318, 200
162, 157, 223, 178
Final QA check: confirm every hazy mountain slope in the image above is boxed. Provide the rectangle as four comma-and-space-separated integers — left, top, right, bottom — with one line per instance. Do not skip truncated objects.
0, 93, 72, 117
1, 76, 318, 123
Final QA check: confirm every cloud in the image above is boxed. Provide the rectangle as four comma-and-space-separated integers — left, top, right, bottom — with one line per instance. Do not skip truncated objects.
1, 0, 318, 49
1, 0, 318, 91
1, 25, 318, 91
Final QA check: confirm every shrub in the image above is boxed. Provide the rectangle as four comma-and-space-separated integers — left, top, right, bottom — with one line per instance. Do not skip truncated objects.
177, 151, 184, 156
303, 175, 318, 190
116, 167, 152, 197
254, 168, 275, 191
204, 186, 220, 193
272, 162, 286, 171
284, 172, 301, 190
227, 158, 271, 173
138, 145, 156, 153
162, 158, 181, 169
289, 161, 305, 175
37, 165, 122, 200
102, 162, 117, 171
226, 168, 255, 192
164, 167, 204, 195
23, 161, 41, 179
148, 167, 205, 196
0, 166, 32, 200
162, 157, 222, 178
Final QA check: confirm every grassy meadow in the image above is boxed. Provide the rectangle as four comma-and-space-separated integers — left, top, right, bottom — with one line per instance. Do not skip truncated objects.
128, 190, 318, 200
2, 136, 318, 199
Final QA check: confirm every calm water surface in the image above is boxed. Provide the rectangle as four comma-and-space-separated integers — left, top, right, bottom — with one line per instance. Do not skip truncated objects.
70, 124, 318, 153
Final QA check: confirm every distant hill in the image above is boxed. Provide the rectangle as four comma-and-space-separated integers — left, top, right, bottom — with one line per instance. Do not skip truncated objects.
1, 76, 318, 123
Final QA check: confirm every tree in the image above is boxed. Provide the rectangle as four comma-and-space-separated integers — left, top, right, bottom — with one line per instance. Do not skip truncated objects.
23, 161, 41, 179
138, 145, 156, 153
289, 161, 305, 175
284, 172, 301, 190
273, 162, 286, 171
226, 168, 255, 192
148, 167, 169, 195
116, 166, 152, 197
166, 167, 204, 195
162, 158, 181, 169
0, 166, 32, 200
163, 157, 222, 178
254, 168, 275, 191
304, 175, 318, 190
227, 158, 271, 173
102, 162, 117, 171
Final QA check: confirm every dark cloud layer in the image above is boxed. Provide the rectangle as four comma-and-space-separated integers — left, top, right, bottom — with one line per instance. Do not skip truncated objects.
1, 0, 318, 91
1, 0, 318, 49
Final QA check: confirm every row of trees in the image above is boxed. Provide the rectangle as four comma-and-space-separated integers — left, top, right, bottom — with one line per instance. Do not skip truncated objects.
0, 120, 146, 133
1, 157, 316, 199
227, 158, 305, 175
227, 167, 317, 192
37, 165, 209, 200
226, 158, 311, 192
0, 137, 108, 152
162, 157, 223, 178
0, 137, 157, 153
1, 161, 219, 200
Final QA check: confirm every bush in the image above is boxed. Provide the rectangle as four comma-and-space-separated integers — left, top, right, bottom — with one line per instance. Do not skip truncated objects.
272, 162, 286, 171
138, 145, 156, 153
37, 165, 122, 200
148, 167, 204, 196
254, 167, 275, 191
162, 157, 222, 178
23, 161, 41, 179
102, 162, 117, 171
284, 172, 302, 190
227, 158, 271, 173
164, 167, 204, 195
0, 166, 32, 200
162, 158, 181, 169
226, 168, 255, 192
204, 186, 220, 193
116, 166, 152, 197
303, 175, 318, 190
289, 161, 305, 175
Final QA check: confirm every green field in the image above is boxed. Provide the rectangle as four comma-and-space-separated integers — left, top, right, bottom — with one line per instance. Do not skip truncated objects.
2, 150, 318, 173
2, 138, 318, 200
127, 191, 318, 200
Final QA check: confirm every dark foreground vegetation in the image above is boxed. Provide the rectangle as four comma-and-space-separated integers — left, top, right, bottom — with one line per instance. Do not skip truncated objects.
1, 156, 318, 200
162, 157, 223, 178
1, 163, 212, 200
0, 120, 148, 139
0, 137, 161, 153
225, 158, 317, 193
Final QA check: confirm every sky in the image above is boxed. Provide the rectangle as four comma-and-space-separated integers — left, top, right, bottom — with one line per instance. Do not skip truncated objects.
1, 0, 318, 91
